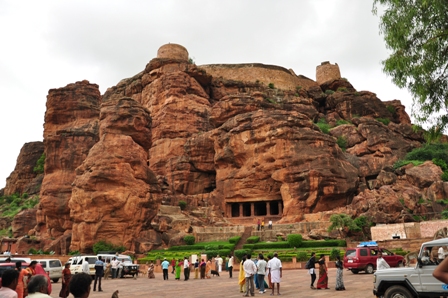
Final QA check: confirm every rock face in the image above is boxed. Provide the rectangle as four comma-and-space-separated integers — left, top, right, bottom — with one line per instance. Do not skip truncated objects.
3, 142, 44, 196
5, 43, 447, 253
38, 80, 101, 240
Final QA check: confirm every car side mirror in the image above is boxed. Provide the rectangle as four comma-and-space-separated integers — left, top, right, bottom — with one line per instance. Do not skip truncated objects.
417, 257, 423, 268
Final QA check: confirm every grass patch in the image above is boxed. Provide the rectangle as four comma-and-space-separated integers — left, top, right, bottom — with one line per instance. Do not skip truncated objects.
325, 90, 334, 95
0, 193, 39, 218
337, 136, 347, 152
376, 118, 390, 125
316, 118, 330, 134
335, 119, 352, 126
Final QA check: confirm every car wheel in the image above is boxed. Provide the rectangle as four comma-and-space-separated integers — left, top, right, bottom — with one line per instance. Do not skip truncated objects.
52, 278, 59, 283
351, 269, 359, 274
398, 261, 404, 267
384, 285, 413, 298
366, 264, 374, 274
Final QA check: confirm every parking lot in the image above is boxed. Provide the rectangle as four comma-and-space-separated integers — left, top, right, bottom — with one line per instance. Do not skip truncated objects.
49, 268, 375, 297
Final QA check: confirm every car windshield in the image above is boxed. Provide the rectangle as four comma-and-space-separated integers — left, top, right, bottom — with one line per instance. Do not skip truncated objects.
119, 257, 132, 263
345, 250, 356, 257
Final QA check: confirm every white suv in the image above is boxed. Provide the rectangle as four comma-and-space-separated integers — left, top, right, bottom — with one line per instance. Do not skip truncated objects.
373, 238, 448, 298
35, 259, 63, 283
69, 255, 98, 277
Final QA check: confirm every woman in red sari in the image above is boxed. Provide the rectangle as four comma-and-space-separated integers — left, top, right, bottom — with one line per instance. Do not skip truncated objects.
59, 263, 71, 298
34, 262, 52, 295
316, 254, 329, 289
15, 261, 29, 298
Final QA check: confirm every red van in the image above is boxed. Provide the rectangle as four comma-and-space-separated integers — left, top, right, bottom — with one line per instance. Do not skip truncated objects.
343, 246, 405, 274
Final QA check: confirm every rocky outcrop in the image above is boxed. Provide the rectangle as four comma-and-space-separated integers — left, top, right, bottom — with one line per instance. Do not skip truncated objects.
11, 209, 37, 238
3, 142, 44, 196
39, 80, 101, 239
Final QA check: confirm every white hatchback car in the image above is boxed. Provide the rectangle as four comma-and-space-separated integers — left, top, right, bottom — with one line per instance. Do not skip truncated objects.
35, 259, 63, 283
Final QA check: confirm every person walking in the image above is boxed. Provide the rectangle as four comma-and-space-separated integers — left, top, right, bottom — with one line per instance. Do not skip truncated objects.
228, 255, 234, 278
147, 261, 155, 279
110, 257, 119, 279
194, 259, 199, 279
206, 260, 212, 279
175, 259, 182, 280
183, 257, 190, 281
103, 260, 111, 280
59, 263, 71, 298
377, 251, 390, 270
200, 259, 206, 279
335, 256, 345, 291
93, 256, 104, 292
316, 254, 329, 290
161, 258, 170, 280
243, 254, 257, 297
238, 256, 246, 293
307, 252, 317, 289
256, 254, 267, 294
267, 253, 282, 295
216, 255, 223, 272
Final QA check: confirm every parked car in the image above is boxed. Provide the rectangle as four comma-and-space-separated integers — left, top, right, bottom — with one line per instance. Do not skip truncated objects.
0, 262, 28, 287
374, 238, 448, 298
97, 253, 139, 278
35, 259, 63, 283
69, 255, 98, 277
0, 257, 31, 263
344, 243, 405, 274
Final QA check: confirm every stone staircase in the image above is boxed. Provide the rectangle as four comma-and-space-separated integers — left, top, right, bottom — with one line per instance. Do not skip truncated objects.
234, 226, 253, 251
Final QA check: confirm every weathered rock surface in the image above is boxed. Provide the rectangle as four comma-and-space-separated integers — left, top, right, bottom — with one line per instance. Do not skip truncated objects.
39, 80, 101, 239
11, 209, 37, 238
3, 142, 44, 196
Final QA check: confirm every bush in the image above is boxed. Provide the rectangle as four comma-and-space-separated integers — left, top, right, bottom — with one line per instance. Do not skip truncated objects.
184, 235, 195, 245
393, 160, 424, 169
93, 240, 125, 254
296, 251, 308, 262
386, 105, 396, 115
325, 90, 334, 95
242, 244, 255, 250
337, 136, 347, 151
337, 87, 347, 92
376, 118, 390, 125
406, 143, 448, 164
316, 118, 330, 134
268, 83, 275, 89
287, 234, 303, 248
335, 119, 351, 126
246, 236, 260, 244
301, 240, 345, 248
234, 249, 251, 261
33, 153, 45, 174
228, 236, 241, 244
442, 171, 448, 182
178, 200, 187, 210
252, 242, 290, 249
433, 158, 448, 171
330, 248, 341, 261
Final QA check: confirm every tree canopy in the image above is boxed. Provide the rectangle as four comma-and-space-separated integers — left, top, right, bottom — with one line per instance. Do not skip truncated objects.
373, 0, 448, 132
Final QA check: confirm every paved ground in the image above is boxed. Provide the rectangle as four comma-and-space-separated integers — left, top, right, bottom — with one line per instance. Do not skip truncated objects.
49, 268, 375, 298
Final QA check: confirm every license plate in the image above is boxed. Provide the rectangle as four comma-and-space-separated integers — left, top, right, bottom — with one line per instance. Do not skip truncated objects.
348, 260, 353, 263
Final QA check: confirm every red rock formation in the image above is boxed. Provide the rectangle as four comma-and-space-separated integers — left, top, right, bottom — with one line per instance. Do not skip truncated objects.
39, 80, 101, 239
3, 142, 44, 196
11, 209, 37, 238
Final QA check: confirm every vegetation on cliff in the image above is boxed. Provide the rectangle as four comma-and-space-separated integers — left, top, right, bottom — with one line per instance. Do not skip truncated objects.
0, 193, 39, 218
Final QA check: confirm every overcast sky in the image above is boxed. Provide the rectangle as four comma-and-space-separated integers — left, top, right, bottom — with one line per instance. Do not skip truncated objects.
0, 0, 413, 189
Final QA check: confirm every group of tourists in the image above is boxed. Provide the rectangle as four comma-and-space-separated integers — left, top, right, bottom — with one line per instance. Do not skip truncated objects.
256, 219, 273, 231
307, 252, 345, 291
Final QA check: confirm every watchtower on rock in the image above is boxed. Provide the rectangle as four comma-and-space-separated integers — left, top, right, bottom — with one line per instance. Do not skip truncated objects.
316, 61, 341, 85
157, 43, 189, 61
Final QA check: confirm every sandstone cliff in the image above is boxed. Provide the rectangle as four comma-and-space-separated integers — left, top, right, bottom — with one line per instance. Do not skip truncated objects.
2, 43, 447, 253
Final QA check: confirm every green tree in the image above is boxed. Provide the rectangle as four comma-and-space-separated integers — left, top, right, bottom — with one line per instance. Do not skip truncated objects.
373, 1, 448, 132
328, 214, 358, 238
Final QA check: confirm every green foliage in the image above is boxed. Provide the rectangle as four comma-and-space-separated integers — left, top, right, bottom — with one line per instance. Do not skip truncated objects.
28, 248, 38, 255
287, 234, 303, 248
92, 240, 125, 254
301, 239, 346, 248
436, 199, 448, 205
296, 251, 308, 262
234, 249, 251, 261
399, 197, 405, 206
0, 193, 39, 218
266, 97, 277, 104
442, 210, 448, 220
433, 158, 448, 171
376, 118, 391, 125
249, 242, 290, 249
386, 105, 396, 115
393, 160, 424, 169
316, 118, 330, 134
325, 89, 335, 95
335, 119, 351, 126
69, 250, 80, 255
0, 228, 12, 238
178, 200, 187, 210
442, 171, 448, 182
268, 83, 275, 89
228, 236, 241, 244
242, 244, 255, 250
188, 57, 195, 64
33, 153, 45, 174
353, 216, 371, 230
328, 214, 358, 237
406, 143, 448, 164
296, 86, 302, 91
336, 136, 347, 152
183, 235, 195, 245
246, 236, 260, 244
337, 87, 347, 92
330, 248, 341, 261
373, 0, 448, 132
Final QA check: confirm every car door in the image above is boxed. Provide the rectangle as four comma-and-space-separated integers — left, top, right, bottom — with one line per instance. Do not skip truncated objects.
417, 261, 446, 294
381, 249, 396, 267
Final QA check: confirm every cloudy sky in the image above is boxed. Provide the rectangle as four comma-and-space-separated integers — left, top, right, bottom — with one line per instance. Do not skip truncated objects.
0, 0, 413, 189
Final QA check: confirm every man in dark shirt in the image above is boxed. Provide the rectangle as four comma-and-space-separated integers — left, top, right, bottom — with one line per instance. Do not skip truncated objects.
308, 252, 317, 289
93, 256, 104, 292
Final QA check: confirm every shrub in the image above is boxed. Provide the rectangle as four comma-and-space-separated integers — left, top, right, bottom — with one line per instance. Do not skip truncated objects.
393, 160, 424, 169
28, 248, 38, 255
433, 158, 448, 171
336, 136, 347, 152
330, 248, 341, 261
325, 90, 334, 95
92, 240, 125, 254
287, 234, 303, 248
376, 118, 390, 125
69, 250, 80, 255
386, 105, 396, 115
33, 153, 45, 174
406, 144, 448, 164
268, 83, 275, 89
242, 244, 255, 250
234, 249, 251, 261
228, 236, 241, 244
178, 201, 187, 210
252, 242, 290, 249
246, 236, 260, 244
442, 210, 448, 219
184, 235, 195, 245
301, 240, 345, 248
335, 119, 351, 126
442, 171, 448, 182
337, 87, 347, 92
296, 251, 308, 262
316, 118, 330, 134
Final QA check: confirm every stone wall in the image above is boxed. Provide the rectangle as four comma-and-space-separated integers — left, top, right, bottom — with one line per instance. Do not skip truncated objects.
157, 43, 188, 61
346, 238, 432, 253
316, 61, 341, 85
200, 63, 305, 91
371, 220, 448, 241
194, 225, 245, 242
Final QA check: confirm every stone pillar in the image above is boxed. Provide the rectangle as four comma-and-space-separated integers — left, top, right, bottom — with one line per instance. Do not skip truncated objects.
239, 203, 243, 217
266, 201, 271, 215
278, 201, 283, 216
251, 203, 255, 216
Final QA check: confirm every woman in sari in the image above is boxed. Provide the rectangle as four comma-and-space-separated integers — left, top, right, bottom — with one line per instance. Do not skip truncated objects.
335, 256, 345, 291
34, 262, 52, 294
15, 261, 29, 298
316, 254, 329, 289
205, 260, 212, 279
238, 256, 246, 293
147, 261, 155, 279
104, 260, 112, 280
266, 256, 272, 290
199, 259, 206, 279
175, 259, 182, 280
59, 263, 71, 298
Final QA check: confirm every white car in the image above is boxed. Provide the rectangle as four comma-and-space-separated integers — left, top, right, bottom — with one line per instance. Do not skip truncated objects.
35, 259, 63, 283
69, 255, 98, 277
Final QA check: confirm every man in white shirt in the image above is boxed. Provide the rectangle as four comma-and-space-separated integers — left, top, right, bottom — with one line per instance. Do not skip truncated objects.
228, 255, 234, 278
183, 257, 190, 281
0, 269, 19, 298
376, 251, 390, 270
438, 246, 446, 263
110, 257, 119, 279
216, 255, 223, 272
257, 254, 267, 294
82, 258, 90, 276
243, 254, 257, 297
267, 253, 282, 295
